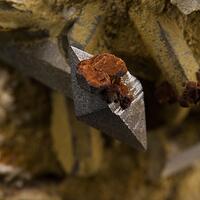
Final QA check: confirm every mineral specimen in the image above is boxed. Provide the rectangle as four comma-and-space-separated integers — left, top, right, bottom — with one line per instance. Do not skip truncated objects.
78, 53, 133, 109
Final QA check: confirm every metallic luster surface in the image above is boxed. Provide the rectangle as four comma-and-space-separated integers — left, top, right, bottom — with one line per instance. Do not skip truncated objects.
69, 46, 147, 150
109, 72, 147, 149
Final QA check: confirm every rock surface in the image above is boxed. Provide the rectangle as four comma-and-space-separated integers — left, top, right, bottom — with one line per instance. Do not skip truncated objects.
171, 0, 200, 15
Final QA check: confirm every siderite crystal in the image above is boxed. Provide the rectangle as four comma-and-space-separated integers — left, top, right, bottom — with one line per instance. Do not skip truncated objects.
78, 53, 133, 109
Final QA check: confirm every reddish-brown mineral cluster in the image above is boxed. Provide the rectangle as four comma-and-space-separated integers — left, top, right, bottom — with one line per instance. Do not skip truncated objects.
179, 81, 200, 107
178, 69, 200, 107
78, 53, 133, 109
155, 69, 200, 107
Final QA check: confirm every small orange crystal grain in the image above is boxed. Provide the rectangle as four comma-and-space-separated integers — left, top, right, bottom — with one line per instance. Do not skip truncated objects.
78, 53, 133, 109
78, 53, 127, 89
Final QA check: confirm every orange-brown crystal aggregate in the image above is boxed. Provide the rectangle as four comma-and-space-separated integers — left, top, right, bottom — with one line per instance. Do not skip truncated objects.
78, 53, 133, 109
78, 53, 127, 88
